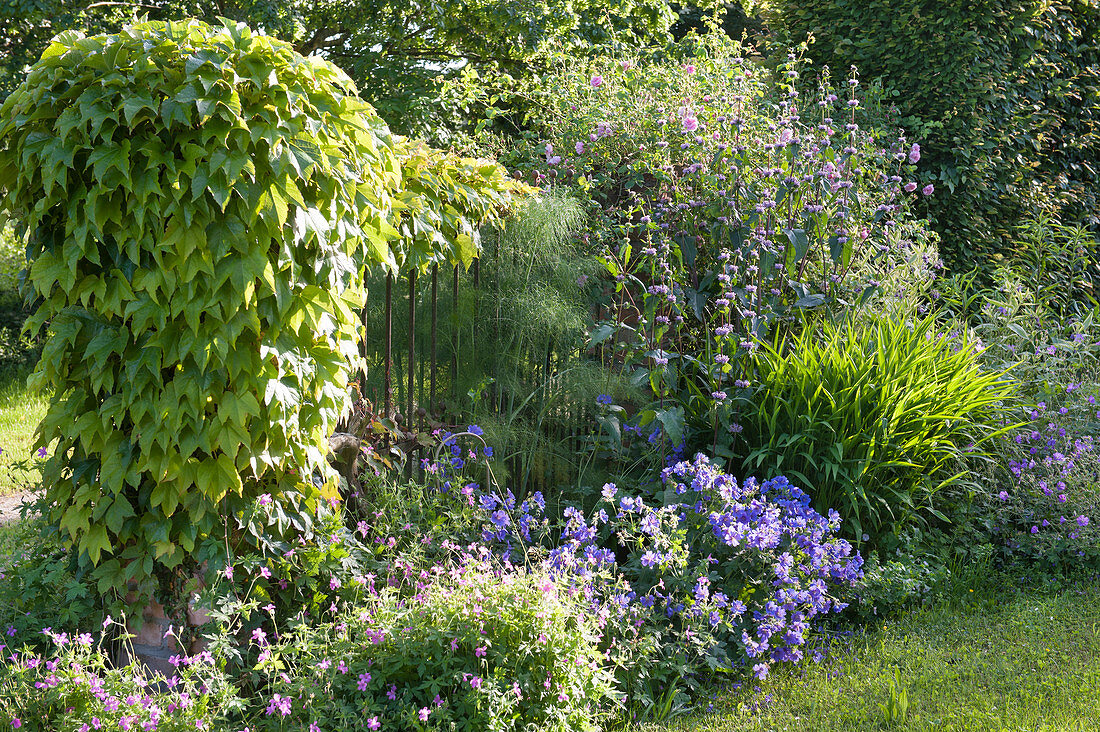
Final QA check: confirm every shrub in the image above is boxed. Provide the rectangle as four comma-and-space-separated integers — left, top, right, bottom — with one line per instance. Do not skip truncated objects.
1009, 214, 1099, 316
0, 518, 100, 644
499, 39, 942, 469
0, 626, 238, 731
350, 437, 862, 715
768, 0, 1100, 274
929, 265, 1100, 581
992, 424, 1100, 582
738, 312, 1018, 546
234, 558, 612, 731
950, 266, 1100, 392
985, 346, 1100, 582
455, 450, 863, 701
0, 19, 401, 610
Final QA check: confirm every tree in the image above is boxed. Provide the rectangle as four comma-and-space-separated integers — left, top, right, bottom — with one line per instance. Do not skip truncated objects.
0, 18, 528, 620
1, 0, 695, 139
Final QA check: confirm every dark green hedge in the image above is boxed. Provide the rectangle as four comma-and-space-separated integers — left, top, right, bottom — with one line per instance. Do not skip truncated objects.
769, 0, 1100, 275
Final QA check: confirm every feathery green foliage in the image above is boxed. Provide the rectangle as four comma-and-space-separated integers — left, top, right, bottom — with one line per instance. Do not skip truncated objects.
363, 189, 640, 493
739, 313, 1019, 546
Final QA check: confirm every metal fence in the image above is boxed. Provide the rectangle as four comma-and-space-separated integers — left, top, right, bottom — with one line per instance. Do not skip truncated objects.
354, 256, 591, 494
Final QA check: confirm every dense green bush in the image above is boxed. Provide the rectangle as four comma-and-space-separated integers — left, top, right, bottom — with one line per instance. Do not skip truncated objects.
496, 38, 942, 475
0, 19, 403, 609
738, 312, 1018, 546
768, 0, 1100, 275
241, 560, 612, 731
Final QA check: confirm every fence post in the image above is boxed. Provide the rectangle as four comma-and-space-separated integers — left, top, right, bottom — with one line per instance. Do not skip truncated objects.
383, 273, 393, 418
430, 264, 438, 417
407, 269, 417, 424
451, 264, 459, 411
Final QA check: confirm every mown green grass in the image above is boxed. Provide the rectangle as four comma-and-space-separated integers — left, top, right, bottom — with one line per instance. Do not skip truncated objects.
0, 226, 44, 495
0, 363, 46, 495
644, 585, 1100, 732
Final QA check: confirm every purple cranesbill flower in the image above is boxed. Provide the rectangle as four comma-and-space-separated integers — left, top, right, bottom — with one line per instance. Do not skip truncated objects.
1078, 516, 1090, 527
590, 75, 603, 88
904, 182, 917, 192
922, 183, 934, 196
908, 143, 921, 163
265, 694, 292, 717
998, 491, 1009, 501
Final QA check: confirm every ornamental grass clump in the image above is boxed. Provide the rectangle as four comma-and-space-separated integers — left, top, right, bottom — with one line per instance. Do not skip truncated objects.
740, 312, 1019, 546
0, 19, 401, 610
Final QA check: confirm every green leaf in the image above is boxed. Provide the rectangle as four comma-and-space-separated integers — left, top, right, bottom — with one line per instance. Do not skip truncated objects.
104, 496, 135, 533
783, 228, 811, 272
83, 524, 111, 565
88, 141, 131, 184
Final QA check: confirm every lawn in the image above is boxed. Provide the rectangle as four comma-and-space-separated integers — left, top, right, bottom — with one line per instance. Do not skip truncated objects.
647, 585, 1100, 732
0, 363, 46, 495
0, 227, 44, 496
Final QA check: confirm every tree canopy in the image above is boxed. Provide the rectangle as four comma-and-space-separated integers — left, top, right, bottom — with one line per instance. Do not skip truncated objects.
1, 0, 708, 138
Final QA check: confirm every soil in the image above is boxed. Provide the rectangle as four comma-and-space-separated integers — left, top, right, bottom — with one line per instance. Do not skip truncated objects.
0, 490, 34, 524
